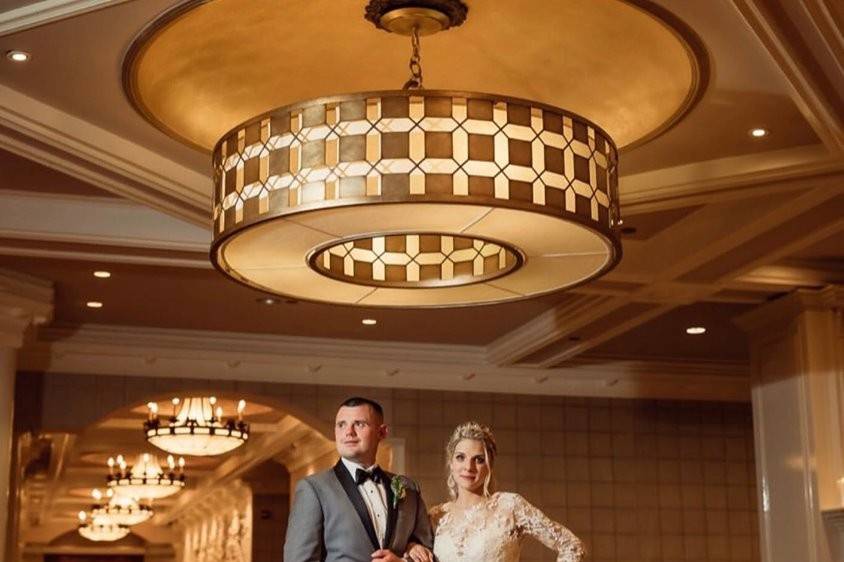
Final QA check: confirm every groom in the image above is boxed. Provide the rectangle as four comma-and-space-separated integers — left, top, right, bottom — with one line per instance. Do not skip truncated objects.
284, 397, 434, 562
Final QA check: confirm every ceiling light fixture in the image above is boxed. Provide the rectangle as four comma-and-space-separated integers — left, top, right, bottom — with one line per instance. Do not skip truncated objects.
749, 128, 768, 138
145, 397, 249, 456
77, 511, 130, 542
89, 488, 153, 526
145, 0, 622, 307
6, 50, 30, 62
106, 453, 185, 499
93, 271, 112, 278
686, 326, 706, 335
86, 301, 103, 308
257, 296, 277, 305
362, 318, 378, 326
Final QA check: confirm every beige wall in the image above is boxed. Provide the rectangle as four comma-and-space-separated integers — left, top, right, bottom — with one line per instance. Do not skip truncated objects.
20, 372, 759, 562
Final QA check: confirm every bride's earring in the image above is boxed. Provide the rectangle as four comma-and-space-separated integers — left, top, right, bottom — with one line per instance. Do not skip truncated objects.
447, 473, 456, 498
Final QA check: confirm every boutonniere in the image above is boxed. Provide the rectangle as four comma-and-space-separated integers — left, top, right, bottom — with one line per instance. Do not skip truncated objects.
390, 476, 407, 509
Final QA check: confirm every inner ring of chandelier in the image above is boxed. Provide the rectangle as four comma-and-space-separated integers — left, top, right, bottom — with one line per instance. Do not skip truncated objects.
210, 91, 622, 307
309, 233, 523, 289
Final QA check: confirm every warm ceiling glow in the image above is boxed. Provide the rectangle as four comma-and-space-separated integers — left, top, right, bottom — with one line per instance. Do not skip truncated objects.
749, 128, 769, 138
686, 326, 706, 335
6, 50, 30, 62
258, 297, 277, 305
362, 319, 377, 326
86, 301, 103, 308
93, 271, 112, 278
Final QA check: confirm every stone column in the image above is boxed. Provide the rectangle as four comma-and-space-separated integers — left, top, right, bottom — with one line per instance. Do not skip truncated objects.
737, 286, 844, 562
0, 270, 53, 562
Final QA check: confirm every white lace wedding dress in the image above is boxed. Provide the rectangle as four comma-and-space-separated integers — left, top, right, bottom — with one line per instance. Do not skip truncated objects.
430, 492, 584, 562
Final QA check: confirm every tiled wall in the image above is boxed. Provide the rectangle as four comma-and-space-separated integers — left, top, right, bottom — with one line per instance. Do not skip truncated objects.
24, 373, 759, 562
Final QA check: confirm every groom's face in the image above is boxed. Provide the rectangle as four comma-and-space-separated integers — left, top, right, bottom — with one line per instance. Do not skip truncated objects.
335, 405, 387, 464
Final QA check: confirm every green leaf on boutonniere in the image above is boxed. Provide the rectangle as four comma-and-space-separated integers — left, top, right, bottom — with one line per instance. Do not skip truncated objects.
390, 476, 407, 509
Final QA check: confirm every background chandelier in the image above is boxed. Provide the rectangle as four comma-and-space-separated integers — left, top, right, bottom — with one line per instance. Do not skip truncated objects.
106, 453, 185, 499
204, 0, 622, 307
77, 511, 130, 542
90, 488, 153, 526
145, 397, 249, 456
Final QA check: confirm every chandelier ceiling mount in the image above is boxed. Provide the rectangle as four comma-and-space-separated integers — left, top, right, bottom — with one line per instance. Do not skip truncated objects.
365, 0, 467, 36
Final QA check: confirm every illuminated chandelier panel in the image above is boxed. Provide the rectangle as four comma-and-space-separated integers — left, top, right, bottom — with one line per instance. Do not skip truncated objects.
90, 488, 153, 527
78, 511, 130, 542
107, 453, 185, 499
212, 90, 620, 306
145, 397, 249, 456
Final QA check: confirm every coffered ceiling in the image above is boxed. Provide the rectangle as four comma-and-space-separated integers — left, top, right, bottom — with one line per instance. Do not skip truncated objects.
0, 0, 841, 368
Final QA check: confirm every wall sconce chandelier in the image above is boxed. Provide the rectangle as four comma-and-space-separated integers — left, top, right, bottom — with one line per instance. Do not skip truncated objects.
90, 488, 153, 526
125, 0, 658, 308
77, 511, 130, 542
145, 397, 249, 456
106, 453, 185, 499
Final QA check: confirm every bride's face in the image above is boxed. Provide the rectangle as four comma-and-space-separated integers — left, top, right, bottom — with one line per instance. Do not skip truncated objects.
450, 439, 490, 495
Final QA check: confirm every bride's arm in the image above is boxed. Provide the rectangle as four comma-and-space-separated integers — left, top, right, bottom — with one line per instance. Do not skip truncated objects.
511, 493, 584, 562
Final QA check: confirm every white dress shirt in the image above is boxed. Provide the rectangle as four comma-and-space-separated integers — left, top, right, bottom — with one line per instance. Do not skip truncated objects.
341, 457, 389, 547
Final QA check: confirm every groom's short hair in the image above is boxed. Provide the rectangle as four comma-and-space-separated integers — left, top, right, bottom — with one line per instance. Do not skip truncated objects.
339, 396, 384, 421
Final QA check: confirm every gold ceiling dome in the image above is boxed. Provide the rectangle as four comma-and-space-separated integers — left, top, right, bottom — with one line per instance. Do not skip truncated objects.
125, 0, 706, 307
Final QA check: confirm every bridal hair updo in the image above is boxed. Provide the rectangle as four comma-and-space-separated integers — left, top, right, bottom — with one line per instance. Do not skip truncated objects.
445, 421, 498, 499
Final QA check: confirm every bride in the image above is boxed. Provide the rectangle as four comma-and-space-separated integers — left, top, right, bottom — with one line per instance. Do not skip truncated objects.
406, 422, 584, 562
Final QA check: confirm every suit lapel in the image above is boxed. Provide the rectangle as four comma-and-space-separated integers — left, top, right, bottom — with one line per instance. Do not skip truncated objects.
383, 473, 399, 549
332, 461, 380, 551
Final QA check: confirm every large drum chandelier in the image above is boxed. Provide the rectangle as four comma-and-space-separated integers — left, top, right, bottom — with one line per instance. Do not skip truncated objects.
125, 0, 644, 308
77, 511, 130, 542
144, 397, 249, 457
106, 453, 185, 499
90, 488, 153, 526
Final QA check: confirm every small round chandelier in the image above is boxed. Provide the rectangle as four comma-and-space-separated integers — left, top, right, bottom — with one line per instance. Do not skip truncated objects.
77, 511, 130, 542
144, 397, 249, 456
125, 0, 631, 308
90, 488, 153, 526
106, 453, 185, 499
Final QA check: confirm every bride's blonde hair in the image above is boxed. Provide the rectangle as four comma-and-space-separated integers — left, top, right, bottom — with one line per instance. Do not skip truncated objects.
445, 421, 498, 499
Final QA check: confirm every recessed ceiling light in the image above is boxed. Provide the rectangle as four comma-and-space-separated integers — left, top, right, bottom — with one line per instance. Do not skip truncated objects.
257, 297, 277, 305
686, 326, 706, 335
749, 128, 769, 138
6, 50, 30, 62
93, 271, 111, 279
86, 301, 103, 309
361, 319, 377, 326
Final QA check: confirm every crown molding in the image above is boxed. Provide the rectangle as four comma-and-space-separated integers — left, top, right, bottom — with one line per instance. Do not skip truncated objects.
0, 0, 129, 36
0, 189, 210, 251
19, 323, 750, 402
0, 85, 210, 226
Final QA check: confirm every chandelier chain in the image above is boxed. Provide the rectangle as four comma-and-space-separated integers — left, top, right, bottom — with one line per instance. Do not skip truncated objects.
403, 26, 423, 90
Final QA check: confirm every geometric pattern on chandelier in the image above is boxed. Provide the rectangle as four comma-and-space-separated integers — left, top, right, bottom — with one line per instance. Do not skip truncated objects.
213, 91, 618, 236
311, 233, 522, 288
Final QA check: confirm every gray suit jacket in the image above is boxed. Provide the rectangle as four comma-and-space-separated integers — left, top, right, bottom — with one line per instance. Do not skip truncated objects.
283, 460, 434, 562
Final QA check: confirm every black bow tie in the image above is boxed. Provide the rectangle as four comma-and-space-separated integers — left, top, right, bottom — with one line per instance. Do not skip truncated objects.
355, 467, 384, 485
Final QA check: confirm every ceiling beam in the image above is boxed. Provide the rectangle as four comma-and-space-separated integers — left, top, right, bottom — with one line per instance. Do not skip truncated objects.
19, 323, 750, 402
731, 0, 844, 155
0, 190, 210, 251
0, 86, 210, 226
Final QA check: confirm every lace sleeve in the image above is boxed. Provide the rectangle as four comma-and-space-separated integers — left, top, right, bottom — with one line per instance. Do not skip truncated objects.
511, 493, 584, 562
